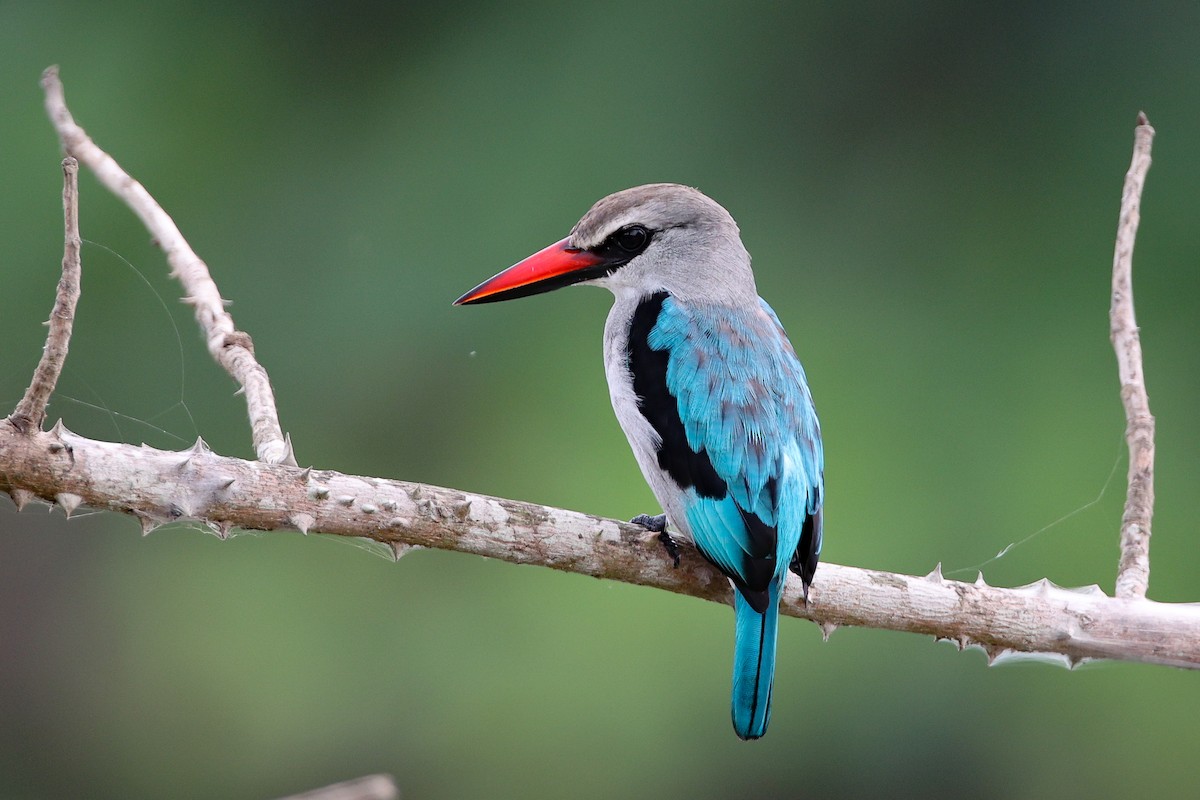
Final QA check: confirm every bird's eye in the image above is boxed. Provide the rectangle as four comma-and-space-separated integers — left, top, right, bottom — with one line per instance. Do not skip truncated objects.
613, 225, 651, 254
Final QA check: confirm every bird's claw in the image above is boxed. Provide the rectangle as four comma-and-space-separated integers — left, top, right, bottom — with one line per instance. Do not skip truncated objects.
630, 513, 666, 532
630, 513, 681, 568
657, 530, 683, 568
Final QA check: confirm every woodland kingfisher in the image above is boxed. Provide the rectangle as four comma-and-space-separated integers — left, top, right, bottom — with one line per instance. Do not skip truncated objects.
454, 183, 824, 740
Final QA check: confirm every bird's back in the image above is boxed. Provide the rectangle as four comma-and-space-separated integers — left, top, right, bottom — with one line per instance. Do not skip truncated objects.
606, 289, 823, 599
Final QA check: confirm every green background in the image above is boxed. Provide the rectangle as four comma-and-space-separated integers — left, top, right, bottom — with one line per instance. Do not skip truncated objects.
2, 3, 1198, 798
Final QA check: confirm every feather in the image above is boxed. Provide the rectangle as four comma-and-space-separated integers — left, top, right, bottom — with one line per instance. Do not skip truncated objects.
635, 294, 823, 593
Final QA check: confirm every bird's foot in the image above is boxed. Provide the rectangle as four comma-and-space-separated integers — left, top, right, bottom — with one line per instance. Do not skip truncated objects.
630, 513, 667, 533
630, 513, 680, 568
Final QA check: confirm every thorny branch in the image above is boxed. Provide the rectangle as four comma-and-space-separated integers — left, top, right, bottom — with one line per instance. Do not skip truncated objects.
2, 75, 1191, 672
7, 157, 81, 434
2, 422, 1199, 668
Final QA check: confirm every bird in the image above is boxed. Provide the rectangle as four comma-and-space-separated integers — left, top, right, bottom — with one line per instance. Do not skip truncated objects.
454, 183, 823, 740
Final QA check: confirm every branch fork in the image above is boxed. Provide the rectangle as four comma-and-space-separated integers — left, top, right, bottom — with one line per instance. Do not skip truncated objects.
37, 66, 294, 465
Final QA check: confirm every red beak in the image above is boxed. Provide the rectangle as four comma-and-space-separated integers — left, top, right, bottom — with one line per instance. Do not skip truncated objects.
454, 238, 609, 305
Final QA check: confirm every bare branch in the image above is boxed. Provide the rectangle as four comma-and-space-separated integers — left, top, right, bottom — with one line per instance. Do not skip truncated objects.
274, 774, 398, 800
1111, 112, 1156, 600
8, 157, 82, 434
39, 66, 295, 465
3, 420, 1199, 669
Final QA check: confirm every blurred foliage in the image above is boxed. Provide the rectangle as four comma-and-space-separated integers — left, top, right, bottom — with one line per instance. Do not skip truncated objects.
2, 2, 1199, 798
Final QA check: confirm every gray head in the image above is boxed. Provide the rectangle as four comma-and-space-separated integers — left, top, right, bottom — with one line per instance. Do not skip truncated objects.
569, 183, 757, 304
455, 183, 757, 307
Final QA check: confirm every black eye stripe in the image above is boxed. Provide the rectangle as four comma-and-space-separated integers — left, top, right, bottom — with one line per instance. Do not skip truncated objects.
612, 224, 651, 253
593, 224, 653, 261
575, 224, 656, 276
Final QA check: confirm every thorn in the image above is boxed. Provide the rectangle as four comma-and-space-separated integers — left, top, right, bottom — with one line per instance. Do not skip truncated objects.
311, 486, 330, 500
1137, 110, 1149, 127
955, 634, 970, 651
135, 512, 161, 536
298, 466, 312, 482
233, 386, 246, 397
984, 645, 1007, 666
1015, 577, 1057, 596
206, 520, 232, 540
180, 294, 201, 306
380, 500, 397, 512
416, 498, 435, 517
410, 485, 424, 500
818, 621, 838, 642
290, 513, 315, 535
188, 436, 211, 455
283, 433, 297, 466
46, 421, 72, 455
974, 572, 988, 588
390, 542, 425, 561
1068, 654, 1086, 670
360, 503, 378, 514
448, 499, 472, 521
217, 475, 236, 490
335, 495, 355, 507
9, 488, 34, 511
55, 492, 83, 518
925, 562, 944, 583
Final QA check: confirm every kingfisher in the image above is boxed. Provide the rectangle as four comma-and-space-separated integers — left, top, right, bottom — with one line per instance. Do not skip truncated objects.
455, 183, 823, 740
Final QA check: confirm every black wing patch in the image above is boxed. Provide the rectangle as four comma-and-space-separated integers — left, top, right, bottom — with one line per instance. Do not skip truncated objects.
627, 291, 727, 500
628, 291, 785, 611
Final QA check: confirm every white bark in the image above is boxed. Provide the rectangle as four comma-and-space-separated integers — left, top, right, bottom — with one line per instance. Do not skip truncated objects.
3, 421, 1198, 669
9, 157, 81, 434
1110, 112, 1156, 600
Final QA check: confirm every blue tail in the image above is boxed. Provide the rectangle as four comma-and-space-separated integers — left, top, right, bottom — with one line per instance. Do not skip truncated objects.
731, 582, 780, 740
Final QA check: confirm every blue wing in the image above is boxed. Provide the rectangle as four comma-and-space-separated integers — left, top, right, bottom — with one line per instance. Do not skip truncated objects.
626, 291, 823, 740
644, 294, 823, 607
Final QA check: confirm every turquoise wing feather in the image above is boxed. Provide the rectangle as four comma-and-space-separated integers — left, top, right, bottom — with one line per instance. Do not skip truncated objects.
647, 296, 823, 599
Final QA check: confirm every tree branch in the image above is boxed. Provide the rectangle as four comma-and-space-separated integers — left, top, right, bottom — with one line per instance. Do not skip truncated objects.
3, 72, 1191, 675
2, 420, 1199, 668
1111, 112, 1156, 600
274, 774, 398, 800
8, 156, 81, 434
40, 66, 295, 466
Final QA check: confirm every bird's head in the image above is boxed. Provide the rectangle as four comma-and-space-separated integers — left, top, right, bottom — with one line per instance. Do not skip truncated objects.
454, 183, 757, 307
